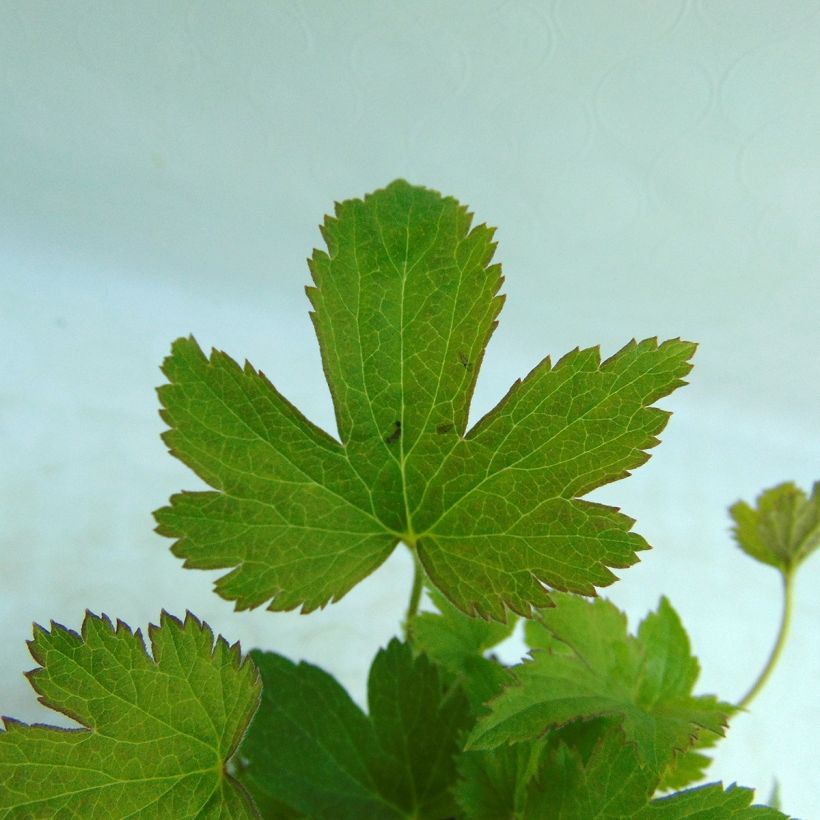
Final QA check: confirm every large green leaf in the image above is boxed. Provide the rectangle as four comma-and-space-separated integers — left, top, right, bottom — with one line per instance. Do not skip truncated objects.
156, 179, 695, 619
236, 639, 470, 819
468, 595, 728, 771
0, 612, 261, 818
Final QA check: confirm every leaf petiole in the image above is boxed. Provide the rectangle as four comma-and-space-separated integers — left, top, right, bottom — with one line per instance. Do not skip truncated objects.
737, 569, 795, 711
404, 549, 424, 640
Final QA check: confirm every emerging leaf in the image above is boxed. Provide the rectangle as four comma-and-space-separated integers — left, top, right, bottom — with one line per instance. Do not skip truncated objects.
156, 180, 696, 620
410, 587, 515, 710
236, 639, 470, 819
730, 481, 820, 575
0, 612, 261, 818
468, 595, 729, 771
657, 729, 719, 792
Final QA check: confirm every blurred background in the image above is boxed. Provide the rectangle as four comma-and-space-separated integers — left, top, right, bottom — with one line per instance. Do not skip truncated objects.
1, 1, 818, 814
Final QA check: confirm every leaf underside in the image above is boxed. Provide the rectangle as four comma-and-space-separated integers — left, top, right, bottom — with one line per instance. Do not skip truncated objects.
0, 612, 261, 819
155, 179, 696, 620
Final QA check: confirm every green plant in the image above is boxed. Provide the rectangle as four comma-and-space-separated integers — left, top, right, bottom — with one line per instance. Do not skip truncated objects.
1, 181, 817, 818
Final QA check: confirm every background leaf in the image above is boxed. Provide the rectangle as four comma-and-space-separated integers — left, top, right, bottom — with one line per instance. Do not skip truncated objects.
730, 481, 820, 574
237, 639, 470, 819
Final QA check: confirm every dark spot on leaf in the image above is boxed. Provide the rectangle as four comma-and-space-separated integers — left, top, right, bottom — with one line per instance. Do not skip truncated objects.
436, 423, 454, 435
458, 351, 473, 371
385, 420, 401, 444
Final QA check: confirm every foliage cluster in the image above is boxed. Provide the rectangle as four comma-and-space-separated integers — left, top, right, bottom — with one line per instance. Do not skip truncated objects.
2, 182, 817, 818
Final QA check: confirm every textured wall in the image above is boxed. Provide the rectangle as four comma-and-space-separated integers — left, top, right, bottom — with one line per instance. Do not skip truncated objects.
1, 1, 819, 814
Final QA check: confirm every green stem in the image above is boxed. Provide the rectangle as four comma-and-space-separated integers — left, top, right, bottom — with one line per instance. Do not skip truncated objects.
404, 549, 424, 641
737, 570, 795, 711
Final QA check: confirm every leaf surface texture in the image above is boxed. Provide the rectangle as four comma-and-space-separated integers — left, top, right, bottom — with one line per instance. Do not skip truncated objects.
730, 481, 820, 574
236, 639, 469, 819
0, 612, 261, 818
468, 595, 729, 770
156, 180, 696, 619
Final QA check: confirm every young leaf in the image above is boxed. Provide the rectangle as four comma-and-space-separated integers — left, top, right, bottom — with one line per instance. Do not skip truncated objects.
469, 595, 729, 771
235, 639, 470, 819
526, 728, 786, 819
730, 481, 820, 575
0, 612, 261, 818
156, 180, 696, 620
410, 587, 515, 709
412, 588, 516, 668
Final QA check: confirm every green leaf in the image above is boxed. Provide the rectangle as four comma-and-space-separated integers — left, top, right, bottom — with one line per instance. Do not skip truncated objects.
644, 783, 787, 818
455, 718, 618, 820
236, 638, 470, 819
412, 588, 515, 668
410, 587, 515, 710
730, 481, 820, 575
156, 179, 696, 620
154, 336, 398, 614
469, 595, 728, 770
526, 729, 654, 817
657, 729, 719, 792
0, 612, 261, 819
454, 740, 547, 820
526, 728, 786, 818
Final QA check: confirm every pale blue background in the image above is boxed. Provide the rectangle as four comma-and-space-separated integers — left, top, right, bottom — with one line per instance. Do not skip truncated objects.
1, 2, 819, 815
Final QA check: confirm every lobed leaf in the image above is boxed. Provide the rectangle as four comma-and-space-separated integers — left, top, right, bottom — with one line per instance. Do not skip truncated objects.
730, 481, 820, 575
235, 639, 470, 819
454, 739, 547, 820
154, 337, 397, 613
0, 612, 261, 818
156, 180, 696, 620
468, 595, 729, 771
410, 586, 515, 710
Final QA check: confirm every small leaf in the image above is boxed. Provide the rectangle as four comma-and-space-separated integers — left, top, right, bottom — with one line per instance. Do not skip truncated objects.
0, 612, 261, 818
730, 481, 820, 574
156, 180, 696, 620
236, 639, 470, 819
469, 595, 729, 771
411, 587, 515, 710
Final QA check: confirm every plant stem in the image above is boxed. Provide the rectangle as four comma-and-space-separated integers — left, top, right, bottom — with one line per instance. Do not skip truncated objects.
404, 550, 424, 641
737, 570, 795, 711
